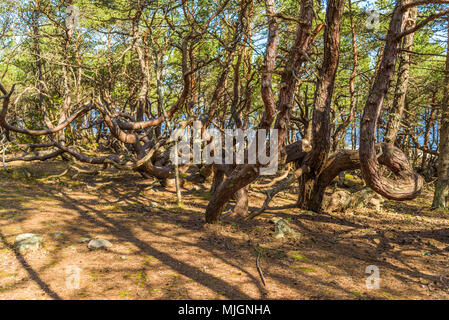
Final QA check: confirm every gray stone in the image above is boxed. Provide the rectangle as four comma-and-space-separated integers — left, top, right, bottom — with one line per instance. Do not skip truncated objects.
368, 198, 382, 210
149, 202, 158, 208
53, 232, 65, 239
165, 178, 176, 187
323, 187, 384, 212
14, 233, 42, 253
270, 217, 301, 240
78, 237, 91, 243
88, 238, 113, 250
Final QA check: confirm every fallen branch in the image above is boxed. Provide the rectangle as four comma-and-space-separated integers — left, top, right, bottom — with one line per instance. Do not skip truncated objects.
251, 243, 266, 287
246, 165, 308, 220
251, 169, 290, 188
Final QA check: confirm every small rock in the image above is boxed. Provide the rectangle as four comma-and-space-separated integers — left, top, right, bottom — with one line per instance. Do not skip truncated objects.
368, 198, 382, 210
14, 233, 42, 253
120, 256, 127, 260
88, 238, 113, 250
53, 232, 65, 239
270, 217, 301, 240
149, 202, 158, 208
78, 237, 91, 243
323, 187, 384, 212
165, 178, 176, 188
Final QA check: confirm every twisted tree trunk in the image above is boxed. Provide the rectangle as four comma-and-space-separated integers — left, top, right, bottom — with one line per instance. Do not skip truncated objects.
296, 0, 346, 211
360, 0, 423, 201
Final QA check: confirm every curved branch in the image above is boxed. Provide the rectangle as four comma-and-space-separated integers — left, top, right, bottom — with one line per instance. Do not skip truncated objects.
1, 96, 94, 136
112, 37, 192, 131
321, 143, 422, 193
4, 149, 64, 163
52, 141, 120, 164
95, 103, 139, 144
360, 2, 423, 201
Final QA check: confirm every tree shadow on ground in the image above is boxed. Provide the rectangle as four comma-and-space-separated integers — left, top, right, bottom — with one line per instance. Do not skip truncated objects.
1, 160, 449, 299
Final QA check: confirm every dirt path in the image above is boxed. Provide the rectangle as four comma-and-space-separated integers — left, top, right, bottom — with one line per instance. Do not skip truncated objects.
1, 160, 449, 300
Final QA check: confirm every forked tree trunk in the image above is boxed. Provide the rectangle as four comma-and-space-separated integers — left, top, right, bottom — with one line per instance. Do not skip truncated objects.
296, 0, 346, 211
205, 0, 315, 223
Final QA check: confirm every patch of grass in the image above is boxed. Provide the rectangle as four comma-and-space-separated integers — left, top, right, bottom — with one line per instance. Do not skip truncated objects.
143, 257, 157, 265
72, 290, 89, 298
122, 273, 134, 280
294, 266, 317, 273
0, 284, 14, 293
345, 174, 357, 180
165, 205, 184, 214
119, 290, 130, 298
10, 170, 24, 180
196, 192, 212, 201
89, 272, 100, 281
0, 271, 14, 278
67, 180, 84, 188
380, 291, 399, 300
302, 211, 316, 216
322, 289, 334, 296
137, 270, 149, 287
288, 251, 307, 261
350, 290, 362, 297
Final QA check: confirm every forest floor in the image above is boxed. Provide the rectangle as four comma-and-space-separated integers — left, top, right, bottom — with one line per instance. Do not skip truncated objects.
1, 159, 449, 300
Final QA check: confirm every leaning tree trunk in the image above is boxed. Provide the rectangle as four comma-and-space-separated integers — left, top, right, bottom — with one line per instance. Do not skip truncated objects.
433, 16, 449, 208
384, 1, 417, 144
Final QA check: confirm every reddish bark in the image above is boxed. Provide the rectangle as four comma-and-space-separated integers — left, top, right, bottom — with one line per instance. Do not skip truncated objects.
205, 0, 317, 223
297, 0, 346, 211
360, 1, 423, 201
